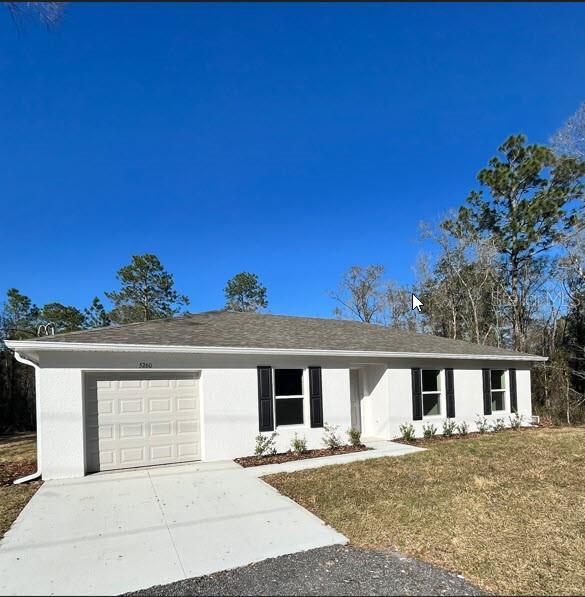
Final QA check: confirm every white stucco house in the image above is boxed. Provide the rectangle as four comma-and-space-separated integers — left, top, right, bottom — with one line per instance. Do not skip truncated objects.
5, 311, 546, 481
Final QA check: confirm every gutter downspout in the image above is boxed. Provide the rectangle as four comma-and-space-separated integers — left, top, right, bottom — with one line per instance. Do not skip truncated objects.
12, 351, 41, 484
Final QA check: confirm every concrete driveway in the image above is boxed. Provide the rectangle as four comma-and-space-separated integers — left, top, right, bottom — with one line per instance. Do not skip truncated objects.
0, 461, 346, 596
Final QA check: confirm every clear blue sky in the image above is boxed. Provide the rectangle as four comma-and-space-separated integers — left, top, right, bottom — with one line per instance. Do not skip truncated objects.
1, 3, 584, 318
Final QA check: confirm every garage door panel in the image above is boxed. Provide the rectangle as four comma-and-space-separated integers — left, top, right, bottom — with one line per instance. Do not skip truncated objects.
150, 421, 173, 437
177, 397, 197, 411
85, 372, 201, 473
98, 424, 115, 440
119, 422, 145, 439
118, 379, 143, 389
150, 445, 173, 461
177, 420, 197, 435
98, 399, 115, 415
99, 450, 115, 467
118, 398, 144, 414
177, 442, 198, 458
120, 446, 146, 465
149, 398, 172, 413
149, 379, 172, 388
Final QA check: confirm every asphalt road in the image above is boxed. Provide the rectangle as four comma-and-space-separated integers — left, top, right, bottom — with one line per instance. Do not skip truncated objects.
127, 545, 487, 596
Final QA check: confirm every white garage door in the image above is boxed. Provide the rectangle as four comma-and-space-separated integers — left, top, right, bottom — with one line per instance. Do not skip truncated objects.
85, 372, 201, 472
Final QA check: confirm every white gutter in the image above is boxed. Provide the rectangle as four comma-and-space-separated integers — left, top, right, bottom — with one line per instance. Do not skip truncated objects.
4, 340, 548, 362
12, 351, 41, 484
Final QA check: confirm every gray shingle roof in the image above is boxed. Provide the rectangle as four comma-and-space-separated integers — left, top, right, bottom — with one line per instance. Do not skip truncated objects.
30, 310, 541, 359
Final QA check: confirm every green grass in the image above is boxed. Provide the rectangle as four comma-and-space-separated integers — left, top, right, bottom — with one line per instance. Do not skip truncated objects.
266, 428, 585, 595
0, 433, 40, 539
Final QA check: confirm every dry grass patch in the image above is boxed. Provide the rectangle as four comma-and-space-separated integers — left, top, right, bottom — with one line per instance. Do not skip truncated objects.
266, 428, 585, 595
0, 433, 41, 539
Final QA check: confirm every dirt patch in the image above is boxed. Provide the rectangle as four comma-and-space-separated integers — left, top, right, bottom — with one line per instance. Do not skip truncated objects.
0, 433, 41, 538
0, 460, 38, 486
235, 445, 371, 467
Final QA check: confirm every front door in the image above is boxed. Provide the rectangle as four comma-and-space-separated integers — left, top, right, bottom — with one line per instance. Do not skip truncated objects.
350, 369, 362, 432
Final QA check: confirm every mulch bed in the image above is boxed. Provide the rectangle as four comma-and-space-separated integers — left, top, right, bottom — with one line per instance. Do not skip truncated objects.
235, 444, 371, 468
394, 426, 540, 447
0, 461, 37, 486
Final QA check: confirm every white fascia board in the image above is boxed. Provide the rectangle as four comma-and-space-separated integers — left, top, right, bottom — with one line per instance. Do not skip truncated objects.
4, 340, 548, 362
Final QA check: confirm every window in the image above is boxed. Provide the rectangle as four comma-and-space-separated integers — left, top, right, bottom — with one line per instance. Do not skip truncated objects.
422, 369, 441, 416
274, 369, 304, 426
491, 370, 506, 411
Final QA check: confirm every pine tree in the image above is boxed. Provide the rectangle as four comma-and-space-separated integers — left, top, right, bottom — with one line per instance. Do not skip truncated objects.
443, 135, 585, 350
224, 272, 268, 312
106, 254, 190, 323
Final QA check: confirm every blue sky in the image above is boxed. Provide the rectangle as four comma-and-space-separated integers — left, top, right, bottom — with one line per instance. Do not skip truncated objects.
1, 3, 584, 318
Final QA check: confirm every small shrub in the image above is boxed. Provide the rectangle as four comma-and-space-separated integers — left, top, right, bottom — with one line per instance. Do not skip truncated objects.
476, 416, 490, 434
457, 421, 469, 436
347, 427, 362, 447
492, 418, 506, 433
322, 423, 343, 450
509, 413, 524, 430
254, 431, 278, 457
442, 418, 456, 437
422, 422, 437, 438
399, 423, 416, 441
290, 433, 307, 453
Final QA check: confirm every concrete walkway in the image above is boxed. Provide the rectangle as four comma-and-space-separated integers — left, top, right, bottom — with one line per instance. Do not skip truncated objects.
0, 461, 346, 596
243, 439, 425, 477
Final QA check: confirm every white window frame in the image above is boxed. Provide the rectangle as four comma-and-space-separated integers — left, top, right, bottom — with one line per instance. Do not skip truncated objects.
273, 368, 305, 428
490, 369, 507, 413
421, 368, 444, 418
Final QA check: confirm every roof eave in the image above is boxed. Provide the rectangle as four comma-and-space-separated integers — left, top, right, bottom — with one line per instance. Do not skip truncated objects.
4, 340, 548, 362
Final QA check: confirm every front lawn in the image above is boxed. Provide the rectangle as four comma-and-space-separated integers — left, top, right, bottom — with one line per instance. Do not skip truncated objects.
266, 427, 585, 595
0, 433, 41, 539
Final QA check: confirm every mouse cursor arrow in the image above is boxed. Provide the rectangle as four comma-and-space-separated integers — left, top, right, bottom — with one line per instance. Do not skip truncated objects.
412, 294, 423, 312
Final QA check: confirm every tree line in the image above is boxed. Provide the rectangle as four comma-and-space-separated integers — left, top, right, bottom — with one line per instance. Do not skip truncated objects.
0, 257, 268, 341
331, 105, 585, 425
1, 104, 584, 430
0, 262, 268, 431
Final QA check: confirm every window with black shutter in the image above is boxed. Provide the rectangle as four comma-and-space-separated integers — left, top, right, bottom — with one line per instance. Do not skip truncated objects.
257, 366, 274, 431
274, 369, 304, 426
445, 368, 455, 418
509, 369, 518, 413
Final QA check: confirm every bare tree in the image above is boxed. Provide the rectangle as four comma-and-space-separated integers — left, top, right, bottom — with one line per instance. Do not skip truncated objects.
551, 101, 585, 160
559, 228, 585, 298
418, 223, 506, 345
330, 265, 385, 323
383, 281, 415, 331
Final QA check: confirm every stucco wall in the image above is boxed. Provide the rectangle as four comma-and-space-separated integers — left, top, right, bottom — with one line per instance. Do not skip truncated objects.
381, 359, 533, 438
33, 349, 534, 480
38, 368, 85, 479
36, 351, 353, 479
202, 365, 350, 460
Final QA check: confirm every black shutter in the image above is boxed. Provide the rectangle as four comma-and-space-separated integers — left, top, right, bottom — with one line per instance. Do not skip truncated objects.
445, 368, 455, 418
482, 368, 492, 415
509, 368, 518, 414
257, 366, 274, 431
411, 368, 423, 420
309, 367, 324, 428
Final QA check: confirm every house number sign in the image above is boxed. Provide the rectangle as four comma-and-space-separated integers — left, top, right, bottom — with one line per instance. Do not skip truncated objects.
138, 362, 153, 369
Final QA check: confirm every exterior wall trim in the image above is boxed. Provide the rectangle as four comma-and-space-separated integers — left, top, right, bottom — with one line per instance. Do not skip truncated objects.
6, 340, 547, 362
